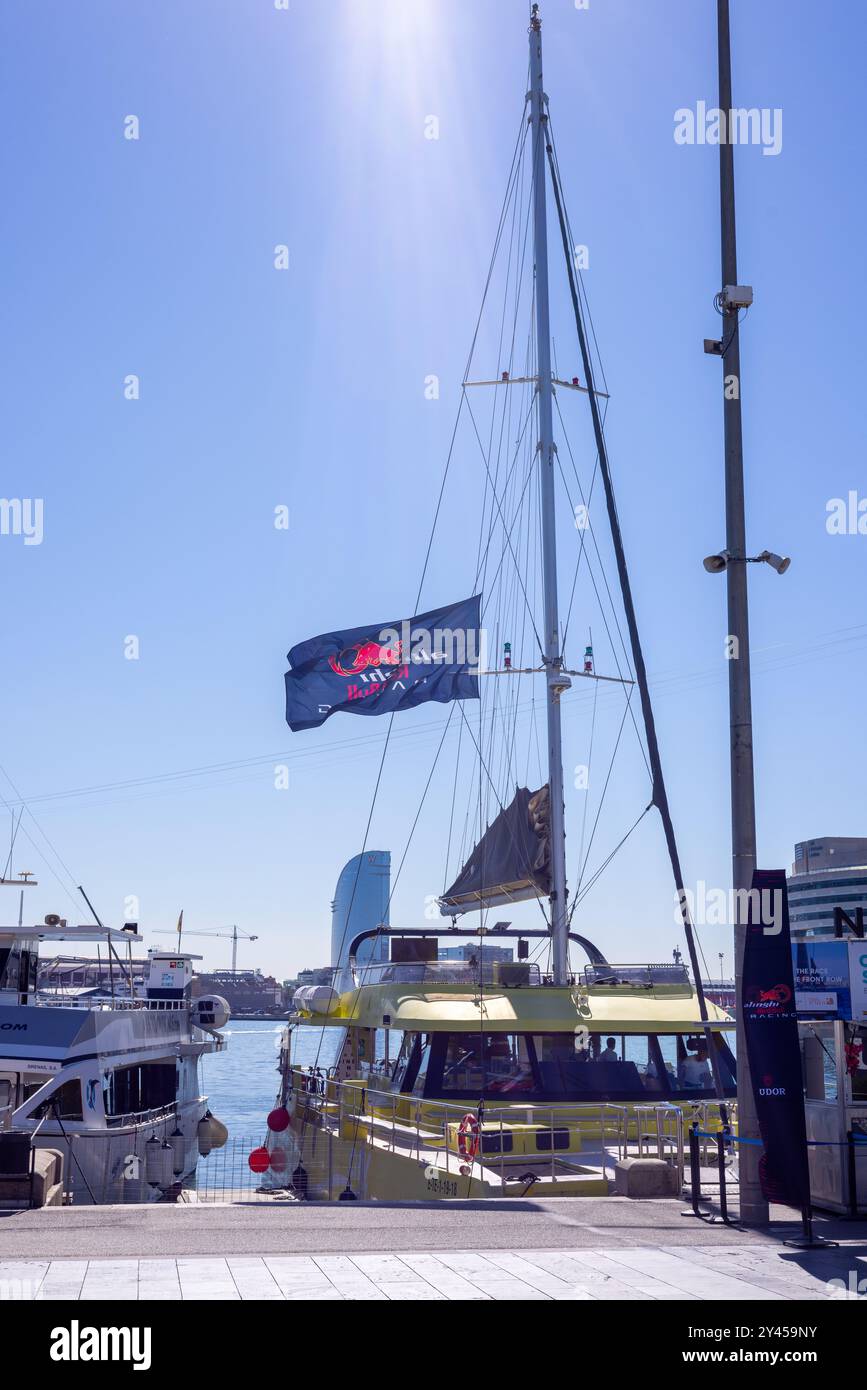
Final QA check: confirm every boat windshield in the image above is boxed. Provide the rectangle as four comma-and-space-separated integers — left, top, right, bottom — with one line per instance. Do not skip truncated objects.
399, 1030, 736, 1102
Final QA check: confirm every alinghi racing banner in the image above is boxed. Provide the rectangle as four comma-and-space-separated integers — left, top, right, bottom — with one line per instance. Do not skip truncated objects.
741, 868, 811, 1211
284, 594, 481, 733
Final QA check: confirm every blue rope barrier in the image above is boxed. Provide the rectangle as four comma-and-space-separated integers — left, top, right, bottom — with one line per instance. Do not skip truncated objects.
693, 1129, 867, 1147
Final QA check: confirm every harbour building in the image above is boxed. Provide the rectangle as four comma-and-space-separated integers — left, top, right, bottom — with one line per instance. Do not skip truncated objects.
787, 837, 867, 939
439, 944, 514, 963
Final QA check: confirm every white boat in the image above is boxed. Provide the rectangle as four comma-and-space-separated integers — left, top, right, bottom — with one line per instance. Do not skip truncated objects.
0, 917, 229, 1204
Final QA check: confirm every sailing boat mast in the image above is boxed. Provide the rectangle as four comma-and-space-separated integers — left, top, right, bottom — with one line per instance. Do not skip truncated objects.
529, 5, 571, 986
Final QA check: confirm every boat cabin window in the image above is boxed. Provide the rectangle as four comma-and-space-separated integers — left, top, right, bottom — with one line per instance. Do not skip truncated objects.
0, 947, 20, 992
411, 1038, 433, 1097
31, 1077, 83, 1121
441, 1033, 534, 1095
390, 1033, 420, 1092
400, 1031, 736, 1102
104, 1063, 178, 1118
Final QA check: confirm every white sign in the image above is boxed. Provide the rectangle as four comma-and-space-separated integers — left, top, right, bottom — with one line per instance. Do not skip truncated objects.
796, 990, 837, 1013
849, 943, 867, 1022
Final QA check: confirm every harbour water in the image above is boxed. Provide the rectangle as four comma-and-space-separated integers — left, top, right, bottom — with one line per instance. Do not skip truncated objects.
201, 1021, 344, 1139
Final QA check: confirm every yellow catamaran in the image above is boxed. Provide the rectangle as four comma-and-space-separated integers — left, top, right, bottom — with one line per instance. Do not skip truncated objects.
277, 932, 735, 1200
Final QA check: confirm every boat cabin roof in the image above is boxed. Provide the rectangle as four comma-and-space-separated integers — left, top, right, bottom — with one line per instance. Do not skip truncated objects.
299, 979, 733, 1033
0, 926, 143, 943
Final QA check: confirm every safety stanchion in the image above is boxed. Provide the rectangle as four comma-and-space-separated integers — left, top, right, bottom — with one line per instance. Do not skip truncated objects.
783, 1200, 838, 1250
716, 1131, 730, 1225
681, 1121, 865, 1230
845, 1130, 867, 1221
681, 1121, 721, 1223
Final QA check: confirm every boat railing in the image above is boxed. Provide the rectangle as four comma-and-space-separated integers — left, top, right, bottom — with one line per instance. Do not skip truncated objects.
287, 1066, 719, 1194
35, 996, 190, 1012
351, 961, 543, 987
582, 962, 691, 989
102, 1100, 189, 1130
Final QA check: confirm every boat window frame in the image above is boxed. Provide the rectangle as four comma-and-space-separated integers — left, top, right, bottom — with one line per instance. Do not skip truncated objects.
391, 1032, 423, 1094
420, 1030, 737, 1103
29, 1076, 84, 1122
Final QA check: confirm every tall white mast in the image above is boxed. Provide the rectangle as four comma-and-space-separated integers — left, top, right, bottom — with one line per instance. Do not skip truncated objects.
529, 5, 571, 985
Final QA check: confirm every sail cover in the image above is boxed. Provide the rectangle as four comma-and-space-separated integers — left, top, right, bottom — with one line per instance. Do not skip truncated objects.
439, 785, 551, 915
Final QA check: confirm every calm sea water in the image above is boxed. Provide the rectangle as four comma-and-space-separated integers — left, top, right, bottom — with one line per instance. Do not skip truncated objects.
200, 1021, 343, 1141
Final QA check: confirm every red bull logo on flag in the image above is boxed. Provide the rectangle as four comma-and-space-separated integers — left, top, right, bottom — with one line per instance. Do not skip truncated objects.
328, 639, 404, 678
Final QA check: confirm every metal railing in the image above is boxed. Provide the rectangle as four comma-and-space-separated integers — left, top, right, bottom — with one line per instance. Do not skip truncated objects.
582, 963, 691, 989
287, 1066, 706, 1196
352, 961, 542, 987
35, 996, 189, 1011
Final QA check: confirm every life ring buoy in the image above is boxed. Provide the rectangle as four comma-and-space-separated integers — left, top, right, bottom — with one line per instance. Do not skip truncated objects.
458, 1112, 481, 1163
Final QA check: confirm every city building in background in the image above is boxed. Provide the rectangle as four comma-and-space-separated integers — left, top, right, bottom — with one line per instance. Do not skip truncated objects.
330, 850, 390, 970
37, 955, 291, 1016
292, 966, 334, 988
788, 837, 867, 939
193, 968, 289, 1016
37, 953, 149, 1002
439, 944, 514, 964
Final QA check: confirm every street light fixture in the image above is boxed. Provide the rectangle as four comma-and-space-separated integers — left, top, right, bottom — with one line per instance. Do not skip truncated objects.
703, 549, 791, 575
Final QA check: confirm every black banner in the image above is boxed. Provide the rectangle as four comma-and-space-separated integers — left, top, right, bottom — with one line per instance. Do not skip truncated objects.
284, 594, 481, 732
741, 868, 811, 1210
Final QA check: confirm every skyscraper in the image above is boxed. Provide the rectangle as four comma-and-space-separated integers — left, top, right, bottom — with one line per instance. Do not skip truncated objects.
330, 850, 391, 971
788, 837, 867, 939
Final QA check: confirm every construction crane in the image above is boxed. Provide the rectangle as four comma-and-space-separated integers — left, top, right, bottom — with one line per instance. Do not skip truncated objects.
153, 924, 258, 975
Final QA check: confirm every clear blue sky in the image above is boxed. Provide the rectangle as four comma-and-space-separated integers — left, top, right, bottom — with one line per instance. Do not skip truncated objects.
1, 0, 865, 980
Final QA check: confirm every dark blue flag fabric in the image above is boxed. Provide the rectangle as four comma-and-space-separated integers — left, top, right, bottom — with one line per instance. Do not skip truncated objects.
742, 868, 811, 1212
284, 594, 482, 733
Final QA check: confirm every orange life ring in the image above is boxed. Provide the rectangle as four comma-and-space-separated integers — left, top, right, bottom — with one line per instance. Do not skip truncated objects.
458, 1112, 481, 1162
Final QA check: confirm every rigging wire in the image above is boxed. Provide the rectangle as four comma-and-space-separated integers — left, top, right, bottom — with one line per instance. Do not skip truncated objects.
299, 99, 537, 1115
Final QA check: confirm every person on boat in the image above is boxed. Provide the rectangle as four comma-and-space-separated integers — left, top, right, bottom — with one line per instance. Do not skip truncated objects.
682, 1042, 711, 1089
602, 1037, 619, 1062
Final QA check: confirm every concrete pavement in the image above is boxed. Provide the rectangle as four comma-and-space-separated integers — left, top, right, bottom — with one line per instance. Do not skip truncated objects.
2, 1198, 866, 1301
0, 1196, 864, 1259
0, 1243, 865, 1301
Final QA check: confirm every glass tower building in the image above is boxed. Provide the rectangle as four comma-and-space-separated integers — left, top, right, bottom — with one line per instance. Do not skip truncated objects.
330, 850, 391, 971
788, 837, 867, 939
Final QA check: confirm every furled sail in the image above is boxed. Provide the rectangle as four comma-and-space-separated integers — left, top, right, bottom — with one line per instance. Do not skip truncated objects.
439, 785, 551, 916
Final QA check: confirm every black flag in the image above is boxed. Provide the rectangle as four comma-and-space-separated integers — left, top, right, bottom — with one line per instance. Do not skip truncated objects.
741, 868, 811, 1210
284, 595, 481, 732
